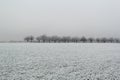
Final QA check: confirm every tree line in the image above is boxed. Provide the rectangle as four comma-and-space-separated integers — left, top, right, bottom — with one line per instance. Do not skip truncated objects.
24, 35, 120, 43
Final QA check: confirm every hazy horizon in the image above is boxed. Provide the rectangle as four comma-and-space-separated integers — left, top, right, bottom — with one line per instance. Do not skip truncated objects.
0, 0, 120, 41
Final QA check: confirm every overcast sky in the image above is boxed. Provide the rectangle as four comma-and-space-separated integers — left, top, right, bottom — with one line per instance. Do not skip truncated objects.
0, 0, 120, 41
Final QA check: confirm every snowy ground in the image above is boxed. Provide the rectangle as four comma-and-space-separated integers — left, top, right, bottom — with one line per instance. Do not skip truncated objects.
0, 43, 120, 80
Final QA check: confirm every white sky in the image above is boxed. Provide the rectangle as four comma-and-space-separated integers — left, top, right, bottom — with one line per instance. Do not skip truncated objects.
0, 0, 120, 41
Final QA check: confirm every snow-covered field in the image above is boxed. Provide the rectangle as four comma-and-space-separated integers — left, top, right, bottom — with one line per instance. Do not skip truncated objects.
0, 43, 120, 80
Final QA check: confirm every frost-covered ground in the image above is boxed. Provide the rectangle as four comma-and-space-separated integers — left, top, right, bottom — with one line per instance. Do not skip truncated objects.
0, 43, 120, 80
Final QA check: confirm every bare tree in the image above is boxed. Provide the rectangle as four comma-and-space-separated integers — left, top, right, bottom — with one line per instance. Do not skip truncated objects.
80, 36, 87, 43
101, 38, 108, 43
114, 38, 120, 43
108, 38, 114, 43
96, 38, 101, 43
24, 36, 34, 42
29, 36, 34, 42
88, 38, 94, 43
36, 36, 42, 42
24, 37, 30, 42
71, 37, 80, 43
50, 36, 60, 42
40, 35, 49, 42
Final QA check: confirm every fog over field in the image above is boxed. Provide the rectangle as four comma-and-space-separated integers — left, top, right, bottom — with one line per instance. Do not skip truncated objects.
0, 0, 120, 41
0, 43, 120, 80
0, 0, 120, 80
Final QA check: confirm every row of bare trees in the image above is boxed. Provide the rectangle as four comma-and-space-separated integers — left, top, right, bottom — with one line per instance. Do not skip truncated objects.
24, 35, 120, 43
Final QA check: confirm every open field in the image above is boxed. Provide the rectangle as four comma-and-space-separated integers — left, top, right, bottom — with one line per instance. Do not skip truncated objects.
0, 43, 120, 80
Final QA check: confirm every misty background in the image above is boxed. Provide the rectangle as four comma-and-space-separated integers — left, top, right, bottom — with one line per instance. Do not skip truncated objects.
0, 0, 120, 41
